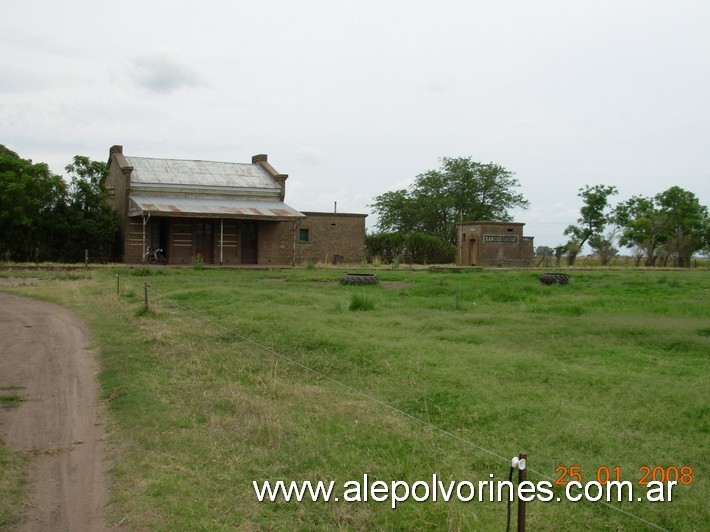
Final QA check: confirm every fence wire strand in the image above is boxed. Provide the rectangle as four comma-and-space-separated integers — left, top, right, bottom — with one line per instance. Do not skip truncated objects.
117, 274, 669, 531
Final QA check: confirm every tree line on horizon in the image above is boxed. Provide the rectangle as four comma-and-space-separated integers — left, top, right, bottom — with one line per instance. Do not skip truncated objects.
1, 147, 707, 266
369, 157, 709, 267
0, 145, 119, 262
556, 184, 709, 267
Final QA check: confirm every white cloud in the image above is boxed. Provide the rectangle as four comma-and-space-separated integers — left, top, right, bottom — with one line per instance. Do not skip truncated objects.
129, 50, 206, 94
295, 147, 323, 165
1, 0, 707, 238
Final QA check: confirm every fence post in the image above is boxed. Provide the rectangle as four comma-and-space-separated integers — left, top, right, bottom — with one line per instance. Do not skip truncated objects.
517, 452, 527, 532
85, 249, 89, 269
144, 281, 149, 312
116, 274, 120, 296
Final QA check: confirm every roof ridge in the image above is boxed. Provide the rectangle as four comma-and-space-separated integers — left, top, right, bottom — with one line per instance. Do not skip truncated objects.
125, 155, 258, 166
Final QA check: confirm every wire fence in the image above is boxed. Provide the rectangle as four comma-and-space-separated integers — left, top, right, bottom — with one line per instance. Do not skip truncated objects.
114, 273, 668, 531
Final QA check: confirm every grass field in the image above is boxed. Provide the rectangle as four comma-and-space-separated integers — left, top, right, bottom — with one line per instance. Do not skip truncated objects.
1, 266, 708, 530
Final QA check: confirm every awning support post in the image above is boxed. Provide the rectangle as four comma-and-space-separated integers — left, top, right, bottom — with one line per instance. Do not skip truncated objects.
142, 214, 147, 263
220, 218, 224, 266
292, 221, 298, 267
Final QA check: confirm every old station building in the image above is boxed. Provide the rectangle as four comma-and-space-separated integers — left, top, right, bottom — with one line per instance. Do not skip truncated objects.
105, 146, 366, 265
456, 221, 534, 267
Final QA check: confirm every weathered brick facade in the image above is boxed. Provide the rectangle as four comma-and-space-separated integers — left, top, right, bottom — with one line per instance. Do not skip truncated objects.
105, 146, 367, 266
295, 212, 368, 264
456, 221, 534, 267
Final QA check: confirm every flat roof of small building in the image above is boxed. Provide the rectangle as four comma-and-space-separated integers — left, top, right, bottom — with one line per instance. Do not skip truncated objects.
456, 220, 525, 226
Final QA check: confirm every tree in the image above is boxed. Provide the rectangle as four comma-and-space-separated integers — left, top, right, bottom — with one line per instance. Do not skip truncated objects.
655, 186, 709, 267
0, 145, 67, 261
370, 157, 529, 243
563, 184, 618, 265
613, 195, 666, 266
535, 246, 553, 267
61, 156, 120, 262
614, 187, 709, 267
0, 147, 120, 262
553, 244, 566, 267
588, 231, 618, 266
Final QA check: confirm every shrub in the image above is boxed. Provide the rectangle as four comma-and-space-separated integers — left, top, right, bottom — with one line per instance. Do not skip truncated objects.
349, 292, 375, 311
366, 232, 455, 264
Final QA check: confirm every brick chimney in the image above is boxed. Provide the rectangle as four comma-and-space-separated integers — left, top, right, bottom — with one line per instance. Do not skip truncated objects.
252, 154, 288, 201
272, 174, 287, 201
108, 145, 133, 178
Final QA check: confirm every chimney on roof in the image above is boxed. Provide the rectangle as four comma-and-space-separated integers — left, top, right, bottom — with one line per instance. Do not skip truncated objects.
273, 174, 287, 202
252, 153, 288, 201
110, 145, 123, 155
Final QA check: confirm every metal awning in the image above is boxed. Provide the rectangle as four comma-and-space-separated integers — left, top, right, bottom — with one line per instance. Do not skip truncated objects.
128, 195, 305, 221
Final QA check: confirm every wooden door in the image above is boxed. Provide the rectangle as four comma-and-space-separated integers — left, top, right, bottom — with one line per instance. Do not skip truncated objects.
240, 222, 258, 264
469, 238, 478, 266
195, 221, 214, 264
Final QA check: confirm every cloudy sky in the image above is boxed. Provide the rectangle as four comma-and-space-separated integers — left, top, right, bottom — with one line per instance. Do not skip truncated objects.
2, 0, 708, 249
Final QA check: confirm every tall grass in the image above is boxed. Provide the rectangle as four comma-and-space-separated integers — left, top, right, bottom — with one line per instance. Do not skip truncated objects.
349, 291, 375, 311
1, 267, 707, 530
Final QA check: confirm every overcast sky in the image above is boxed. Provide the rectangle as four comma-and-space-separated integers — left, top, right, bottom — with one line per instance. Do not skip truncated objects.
2, 0, 708, 249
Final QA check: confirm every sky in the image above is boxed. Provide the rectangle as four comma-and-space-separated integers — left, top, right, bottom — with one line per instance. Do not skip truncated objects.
2, 0, 708, 250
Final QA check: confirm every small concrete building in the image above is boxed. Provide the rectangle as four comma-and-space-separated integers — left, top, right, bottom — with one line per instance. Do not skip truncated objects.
456, 221, 534, 267
105, 146, 366, 265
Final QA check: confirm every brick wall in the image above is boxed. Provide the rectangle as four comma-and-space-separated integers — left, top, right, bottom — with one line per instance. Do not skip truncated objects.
258, 221, 296, 265
457, 222, 534, 267
105, 145, 132, 261
295, 212, 367, 264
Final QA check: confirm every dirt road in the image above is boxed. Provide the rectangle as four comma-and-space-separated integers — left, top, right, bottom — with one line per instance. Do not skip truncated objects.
0, 292, 111, 531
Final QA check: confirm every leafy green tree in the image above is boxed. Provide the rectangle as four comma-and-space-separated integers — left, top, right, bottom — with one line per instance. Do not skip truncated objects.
62, 156, 120, 262
614, 187, 708, 267
614, 195, 666, 266
655, 186, 709, 267
0, 145, 67, 261
553, 244, 566, 267
588, 232, 618, 266
0, 147, 119, 262
370, 157, 529, 243
563, 184, 618, 265
371, 189, 424, 241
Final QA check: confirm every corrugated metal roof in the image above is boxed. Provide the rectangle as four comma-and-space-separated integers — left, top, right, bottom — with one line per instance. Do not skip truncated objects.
129, 195, 304, 220
125, 156, 280, 190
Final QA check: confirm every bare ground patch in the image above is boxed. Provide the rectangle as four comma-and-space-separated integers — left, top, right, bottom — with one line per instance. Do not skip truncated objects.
0, 293, 113, 531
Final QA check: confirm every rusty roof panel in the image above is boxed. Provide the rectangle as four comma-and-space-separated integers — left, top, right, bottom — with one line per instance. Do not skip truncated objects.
128, 196, 304, 220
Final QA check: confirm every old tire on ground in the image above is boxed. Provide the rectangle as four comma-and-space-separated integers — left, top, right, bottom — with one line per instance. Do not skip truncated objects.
341, 273, 379, 285
539, 273, 570, 285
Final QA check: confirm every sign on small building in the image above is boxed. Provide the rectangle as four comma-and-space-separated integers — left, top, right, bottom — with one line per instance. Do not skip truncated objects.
457, 221, 534, 267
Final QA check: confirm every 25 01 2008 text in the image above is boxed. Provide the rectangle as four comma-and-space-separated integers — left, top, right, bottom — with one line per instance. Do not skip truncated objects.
555, 465, 694, 486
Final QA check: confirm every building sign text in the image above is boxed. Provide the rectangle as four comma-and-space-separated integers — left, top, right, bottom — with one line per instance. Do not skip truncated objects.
484, 234, 519, 245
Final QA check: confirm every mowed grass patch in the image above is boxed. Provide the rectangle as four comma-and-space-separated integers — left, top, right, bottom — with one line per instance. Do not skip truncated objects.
2, 267, 708, 530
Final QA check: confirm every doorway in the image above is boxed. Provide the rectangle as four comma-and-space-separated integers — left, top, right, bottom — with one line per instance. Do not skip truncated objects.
468, 238, 478, 266
195, 221, 214, 263
240, 222, 258, 264
149, 219, 170, 262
